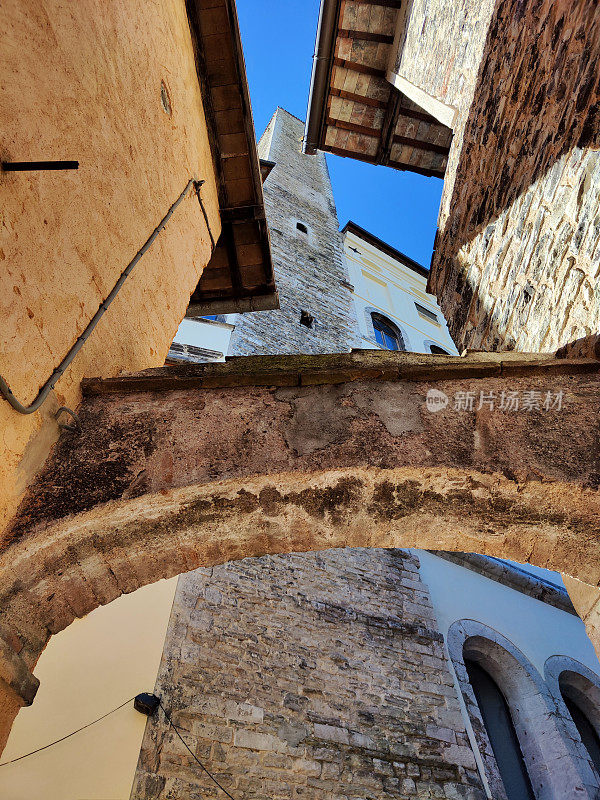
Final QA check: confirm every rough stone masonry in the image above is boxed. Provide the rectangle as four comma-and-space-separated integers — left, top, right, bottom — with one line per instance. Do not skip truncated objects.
399, 0, 600, 354
132, 549, 485, 800
228, 108, 358, 356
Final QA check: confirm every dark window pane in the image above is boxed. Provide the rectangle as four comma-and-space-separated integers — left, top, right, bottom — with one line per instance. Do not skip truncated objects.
415, 302, 439, 322
563, 694, 600, 776
465, 660, 535, 800
374, 326, 385, 347
384, 331, 398, 350
372, 314, 403, 351
430, 345, 449, 355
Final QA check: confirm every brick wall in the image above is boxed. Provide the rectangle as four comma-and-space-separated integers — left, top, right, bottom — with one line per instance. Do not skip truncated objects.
132, 549, 484, 799
399, 0, 600, 353
228, 108, 358, 355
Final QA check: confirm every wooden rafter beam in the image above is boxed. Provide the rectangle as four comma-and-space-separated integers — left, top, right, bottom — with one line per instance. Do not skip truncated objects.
392, 134, 450, 156
397, 104, 448, 127
325, 116, 380, 139
323, 143, 378, 164
330, 87, 388, 109
387, 157, 445, 178
332, 57, 386, 78
324, 142, 445, 178
222, 221, 243, 292
376, 88, 402, 163
337, 29, 394, 44
324, 117, 450, 158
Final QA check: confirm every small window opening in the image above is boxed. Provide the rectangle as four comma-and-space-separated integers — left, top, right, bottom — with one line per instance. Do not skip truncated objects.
415, 302, 439, 323
296, 222, 308, 235
430, 345, 449, 355
300, 310, 314, 328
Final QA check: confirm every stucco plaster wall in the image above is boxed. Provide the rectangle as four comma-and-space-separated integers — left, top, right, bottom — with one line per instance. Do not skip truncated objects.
0, 0, 221, 538
418, 552, 600, 680
0, 577, 178, 800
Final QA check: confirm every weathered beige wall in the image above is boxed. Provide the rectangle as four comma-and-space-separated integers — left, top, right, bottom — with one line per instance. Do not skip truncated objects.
0, 577, 177, 800
0, 0, 221, 537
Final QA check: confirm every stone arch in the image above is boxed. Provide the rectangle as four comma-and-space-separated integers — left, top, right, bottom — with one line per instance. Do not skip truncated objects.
447, 620, 591, 800
545, 655, 600, 793
4, 466, 600, 670
0, 464, 599, 756
1, 352, 600, 753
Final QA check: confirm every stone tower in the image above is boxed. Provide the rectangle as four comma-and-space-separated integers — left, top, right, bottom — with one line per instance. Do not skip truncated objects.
132, 550, 484, 800
228, 108, 358, 355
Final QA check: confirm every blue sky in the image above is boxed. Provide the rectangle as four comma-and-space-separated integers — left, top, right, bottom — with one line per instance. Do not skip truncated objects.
236, 0, 443, 268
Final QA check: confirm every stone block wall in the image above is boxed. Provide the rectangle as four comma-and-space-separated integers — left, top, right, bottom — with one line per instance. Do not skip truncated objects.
398, 0, 600, 354
228, 108, 358, 355
132, 548, 484, 799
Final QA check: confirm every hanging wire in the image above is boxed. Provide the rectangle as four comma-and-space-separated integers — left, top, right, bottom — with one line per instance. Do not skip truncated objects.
0, 696, 136, 767
159, 701, 239, 800
0, 177, 215, 415
0, 693, 244, 800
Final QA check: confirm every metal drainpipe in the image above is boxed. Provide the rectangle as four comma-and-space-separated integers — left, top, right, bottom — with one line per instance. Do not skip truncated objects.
303, 0, 341, 155
0, 178, 213, 415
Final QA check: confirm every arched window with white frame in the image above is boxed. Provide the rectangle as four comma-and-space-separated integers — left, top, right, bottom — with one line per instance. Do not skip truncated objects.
371, 313, 405, 351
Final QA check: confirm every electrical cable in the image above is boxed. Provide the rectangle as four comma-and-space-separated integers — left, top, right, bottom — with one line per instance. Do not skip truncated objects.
0, 696, 136, 767
0, 693, 242, 800
159, 701, 238, 800
0, 177, 215, 415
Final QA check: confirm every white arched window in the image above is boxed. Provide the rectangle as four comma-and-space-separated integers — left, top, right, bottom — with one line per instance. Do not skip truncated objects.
371, 313, 405, 351
448, 620, 591, 799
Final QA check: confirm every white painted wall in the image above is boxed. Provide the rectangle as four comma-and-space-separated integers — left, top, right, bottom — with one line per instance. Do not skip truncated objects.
0, 577, 178, 800
416, 551, 600, 677
343, 228, 458, 355
173, 317, 235, 361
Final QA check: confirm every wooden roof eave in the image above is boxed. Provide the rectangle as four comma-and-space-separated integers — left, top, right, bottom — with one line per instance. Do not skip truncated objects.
304, 0, 450, 179
184, 0, 278, 316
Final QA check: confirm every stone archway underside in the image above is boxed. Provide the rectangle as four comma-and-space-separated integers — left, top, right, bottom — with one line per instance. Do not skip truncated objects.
1, 350, 600, 749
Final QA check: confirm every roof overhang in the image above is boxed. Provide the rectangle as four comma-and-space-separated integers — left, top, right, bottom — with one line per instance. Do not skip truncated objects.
304, 0, 451, 178
342, 220, 428, 278
185, 0, 278, 316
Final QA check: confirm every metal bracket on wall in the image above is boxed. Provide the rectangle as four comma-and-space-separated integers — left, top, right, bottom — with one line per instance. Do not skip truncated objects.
54, 407, 81, 433
1, 161, 79, 172
0, 177, 215, 415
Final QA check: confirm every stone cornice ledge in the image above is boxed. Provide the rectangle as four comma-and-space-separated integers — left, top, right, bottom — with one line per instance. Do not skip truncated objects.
430, 551, 577, 616
82, 350, 600, 396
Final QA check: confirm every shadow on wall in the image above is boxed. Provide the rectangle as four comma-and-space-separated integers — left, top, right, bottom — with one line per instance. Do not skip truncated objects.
429, 0, 600, 354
